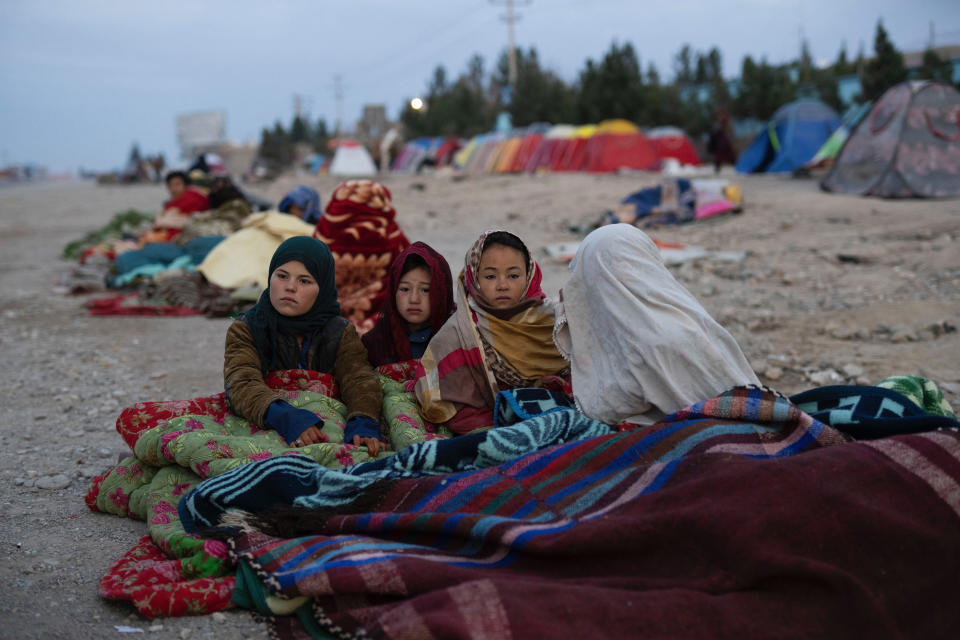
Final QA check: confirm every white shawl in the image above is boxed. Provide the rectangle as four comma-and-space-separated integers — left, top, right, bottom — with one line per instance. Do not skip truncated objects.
553, 224, 759, 425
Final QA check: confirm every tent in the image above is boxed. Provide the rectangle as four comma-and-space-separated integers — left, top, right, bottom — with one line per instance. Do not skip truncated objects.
648, 126, 702, 166
822, 81, 960, 198
391, 138, 431, 173
806, 102, 872, 169
434, 136, 462, 168
584, 121, 659, 173
452, 135, 483, 171
555, 125, 596, 171
329, 141, 377, 176
525, 125, 575, 173
736, 99, 840, 173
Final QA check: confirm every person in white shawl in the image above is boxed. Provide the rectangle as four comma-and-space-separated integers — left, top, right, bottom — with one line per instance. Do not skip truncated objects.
553, 223, 760, 426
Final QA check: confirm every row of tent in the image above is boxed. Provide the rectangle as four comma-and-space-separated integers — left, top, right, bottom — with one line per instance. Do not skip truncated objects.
392, 119, 702, 175
379, 80, 960, 198
735, 80, 960, 198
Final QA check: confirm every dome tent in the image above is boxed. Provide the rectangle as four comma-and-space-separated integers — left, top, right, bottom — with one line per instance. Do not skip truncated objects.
821, 81, 960, 198
329, 140, 377, 176
648, 126, 702, 166
736, 99, 840, 173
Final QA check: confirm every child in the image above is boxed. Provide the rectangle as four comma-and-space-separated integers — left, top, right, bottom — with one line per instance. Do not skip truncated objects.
362, 242, 455, 367
414, 230, 568, 434
553, 223, 759, 426
138, 171, 211, 246
278, 185, 322, 224
223, 236, 385, 455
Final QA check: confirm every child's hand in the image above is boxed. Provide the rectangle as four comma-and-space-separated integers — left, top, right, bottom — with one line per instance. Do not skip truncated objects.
293, 425, 324, 447
352, 436, 385, 457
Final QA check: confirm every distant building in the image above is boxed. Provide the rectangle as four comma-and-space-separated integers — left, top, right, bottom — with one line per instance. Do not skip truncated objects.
902, 44, 960, 81
355, 104, 390, 145
354, 104, 395, 165
176, 111, 227, 160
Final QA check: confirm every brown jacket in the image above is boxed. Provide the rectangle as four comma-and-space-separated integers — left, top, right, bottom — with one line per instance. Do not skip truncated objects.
223, 319, 382, 426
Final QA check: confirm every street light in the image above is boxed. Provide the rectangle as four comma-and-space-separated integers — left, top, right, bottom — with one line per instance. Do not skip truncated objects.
410, 97, 425, 111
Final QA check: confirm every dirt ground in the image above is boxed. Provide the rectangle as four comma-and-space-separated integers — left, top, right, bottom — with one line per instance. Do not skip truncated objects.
0, 172, 958, 638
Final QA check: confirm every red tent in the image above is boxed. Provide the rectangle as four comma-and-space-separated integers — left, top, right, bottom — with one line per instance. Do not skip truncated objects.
524, 138, 556, 172
556, 138, 590, 171
584, 133, 660, 172
648, 127, 702, 165
434, 137, 462, 167
509, 133, 543, 172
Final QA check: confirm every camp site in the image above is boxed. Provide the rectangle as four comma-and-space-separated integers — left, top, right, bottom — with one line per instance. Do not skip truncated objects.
2, 3, 960, 639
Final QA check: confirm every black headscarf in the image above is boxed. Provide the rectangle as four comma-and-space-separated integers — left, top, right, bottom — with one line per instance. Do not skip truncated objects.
241, 236, 340, 373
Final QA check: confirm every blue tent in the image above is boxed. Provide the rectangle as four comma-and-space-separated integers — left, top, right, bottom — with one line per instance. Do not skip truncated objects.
736, 99, 841, 173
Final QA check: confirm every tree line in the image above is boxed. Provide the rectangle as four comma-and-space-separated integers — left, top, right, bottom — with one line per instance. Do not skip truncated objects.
258, 20, 955, 167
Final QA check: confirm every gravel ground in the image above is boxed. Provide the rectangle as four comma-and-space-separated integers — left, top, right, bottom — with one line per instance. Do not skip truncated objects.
0, 173, 957, 638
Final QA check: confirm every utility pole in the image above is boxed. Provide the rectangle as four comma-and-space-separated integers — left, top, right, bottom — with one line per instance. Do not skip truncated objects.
333, 75, 344, 137
506, 0, 517, 89
490, 0, 530, 99
294, 94, 313, 119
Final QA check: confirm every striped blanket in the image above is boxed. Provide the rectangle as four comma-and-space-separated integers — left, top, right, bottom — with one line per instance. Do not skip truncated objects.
179, 404, 615, 532
211, 387, 960, 639
231, 426, 960, 639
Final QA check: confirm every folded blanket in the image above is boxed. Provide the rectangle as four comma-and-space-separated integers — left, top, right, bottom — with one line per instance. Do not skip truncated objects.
791, 377, 960, 440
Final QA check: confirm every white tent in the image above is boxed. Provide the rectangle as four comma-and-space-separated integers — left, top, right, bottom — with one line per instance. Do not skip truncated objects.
329, 141, 377, 176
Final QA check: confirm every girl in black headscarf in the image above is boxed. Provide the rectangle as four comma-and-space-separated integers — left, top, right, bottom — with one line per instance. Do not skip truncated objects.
223, 236, 385, 455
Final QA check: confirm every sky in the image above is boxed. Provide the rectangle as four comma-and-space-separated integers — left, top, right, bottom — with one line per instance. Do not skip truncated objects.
1, 0, 957, 173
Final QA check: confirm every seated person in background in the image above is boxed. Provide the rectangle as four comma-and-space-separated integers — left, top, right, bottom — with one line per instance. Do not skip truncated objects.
173, 175, 253, 245
362, 241, 455, 367
224, 236, 385, 455
206, 175, 249, 210
414, 230, 569, 434
553, 223, 759, 427
279, 185, 323, 224
138, 170, 211, 246
313, 180, 410, 332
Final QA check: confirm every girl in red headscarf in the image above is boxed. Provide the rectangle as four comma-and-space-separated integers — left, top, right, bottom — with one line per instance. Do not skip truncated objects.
361, 242, 455, 367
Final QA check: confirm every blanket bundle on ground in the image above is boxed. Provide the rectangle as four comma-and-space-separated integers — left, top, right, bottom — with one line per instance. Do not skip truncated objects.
89, 375, 959, 631
62, 209, 156, 262
86, 367, 443, 618
230, 424, 960, 639
221, 386, 937, 639
602, 179, 744, 228
85, 292, 202, 317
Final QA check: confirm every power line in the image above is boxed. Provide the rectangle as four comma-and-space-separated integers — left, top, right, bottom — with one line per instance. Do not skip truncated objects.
360, 3, 492, 86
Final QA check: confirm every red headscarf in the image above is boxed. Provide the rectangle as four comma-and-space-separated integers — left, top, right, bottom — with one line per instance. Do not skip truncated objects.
313, 180, 411, 332
362, 242, 454, 366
